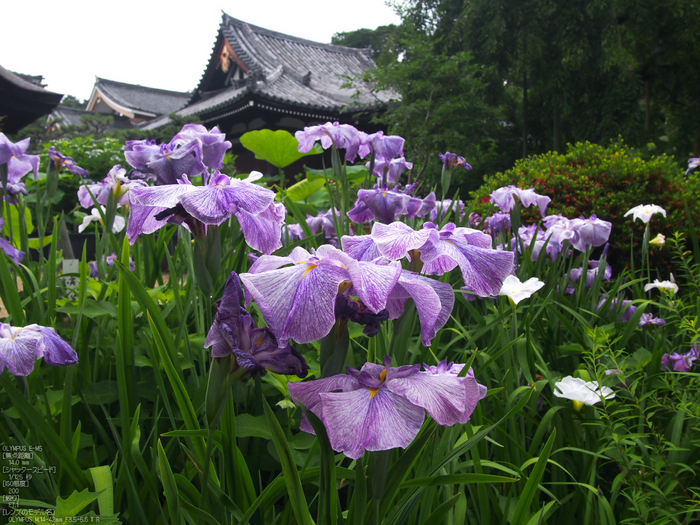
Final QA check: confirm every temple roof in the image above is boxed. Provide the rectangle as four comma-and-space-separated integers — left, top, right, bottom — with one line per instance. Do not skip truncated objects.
0, 64, 63, 133
86, 78, 190, 119
141, 13, 393, 129
49, 106, 135, 130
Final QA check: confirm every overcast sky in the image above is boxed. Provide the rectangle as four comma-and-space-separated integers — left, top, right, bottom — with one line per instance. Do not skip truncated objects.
2, 0, 401, 101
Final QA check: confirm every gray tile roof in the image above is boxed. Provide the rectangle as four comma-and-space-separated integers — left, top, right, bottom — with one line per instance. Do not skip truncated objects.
50, 106, 134, 130
94, 78, 190, 117
141, 13, 394, 130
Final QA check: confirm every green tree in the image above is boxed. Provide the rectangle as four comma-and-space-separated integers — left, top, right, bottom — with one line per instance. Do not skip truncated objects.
331, 25, 397, 61
363, 21, 511, 195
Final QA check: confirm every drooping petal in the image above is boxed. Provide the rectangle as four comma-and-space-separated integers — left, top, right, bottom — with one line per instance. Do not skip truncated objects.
346, 260, 402, 313
234, 202, 285, 255
386, 272, 454, 346
319, 388, 425, 459
126, 203, 170, 244
421, 238, 514, 297
33, 326, 78, 366
0, 237, 25, 265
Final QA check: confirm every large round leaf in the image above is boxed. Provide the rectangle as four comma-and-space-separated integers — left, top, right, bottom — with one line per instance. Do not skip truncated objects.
240, 129, 322, 169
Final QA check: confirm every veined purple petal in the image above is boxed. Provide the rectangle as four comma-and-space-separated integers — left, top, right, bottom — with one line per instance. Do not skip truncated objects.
386, 371, 470, 425
371, 134, 405, 159
240, 262, 348, 345
387, 272, 455, 346
341, 235, 383, 262
319, 388, 425, 459
129, 183, 197, 208
171, 124, 231, 170
372, 222, 437, 261
288, 374, 362, 433
126, 203, 170, 244
0, 325, 42, 376
421, 238, 514, 297
146, 142, 206, 185
33, 326, 78, 366
234, 202, 285, 255
347, 260, 402, 313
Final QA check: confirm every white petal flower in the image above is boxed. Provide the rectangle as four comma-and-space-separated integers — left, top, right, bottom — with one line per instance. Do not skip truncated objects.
624, 204, 666, 224
553, 376, 615, 410
498, 275, 545, 305
78, 206, 125, 234
644, 275, 678, 294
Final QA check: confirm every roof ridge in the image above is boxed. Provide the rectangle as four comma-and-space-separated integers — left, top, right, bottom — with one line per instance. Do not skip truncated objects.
95, 77, 190, 97
222, 12, 377, 59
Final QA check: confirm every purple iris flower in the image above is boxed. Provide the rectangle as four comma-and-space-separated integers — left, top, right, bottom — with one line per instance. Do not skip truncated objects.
127, 171, 284, 254
344, 130, 406, 165
282, 223, 306, 246
348, 187, 410, 224
491, 185, 551, 217
686, 157, 699, 177
484, 212, 511, 236
370, 156, 413, 187
429, 199, 464, 222
124, 137, 206, 185
340, 235, 455, 346
48, 146, 89, 178
596, 296, 637, 322
370, 132, 405, 160
307, 208, 341, 239
295, 122, 360, 156
0, 323, 78, 376
239, 245, 401, 346
568, 215, 612, 251
0, 133, 40, 183
661, 346, 698, 372
348, 186, 434, 224
638, 313, 666, 327
335, 294, 389, 338
170, 124, 231, 171
89, 252, 135, 279
569, 259, 612, 287
439, 152, 472, 171
0, 219, 25, 265
371, 221, 515, 298
78, 164, 146, 209
205, 272, 308, 378
288, 356, 485, 459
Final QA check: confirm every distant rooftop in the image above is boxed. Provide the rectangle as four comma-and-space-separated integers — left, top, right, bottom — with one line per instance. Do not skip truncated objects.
86, 77, 190, 121
142, 12, 392, 129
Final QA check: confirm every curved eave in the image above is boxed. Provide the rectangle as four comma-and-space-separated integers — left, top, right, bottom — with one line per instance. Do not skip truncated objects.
85, 86, 156, 119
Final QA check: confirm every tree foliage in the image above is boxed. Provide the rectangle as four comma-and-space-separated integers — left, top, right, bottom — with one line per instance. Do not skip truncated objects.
341, 0, 698, 191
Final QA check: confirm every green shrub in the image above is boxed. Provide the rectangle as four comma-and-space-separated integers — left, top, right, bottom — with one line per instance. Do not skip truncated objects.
471, 140, 699, 269
41, 136, 126, 181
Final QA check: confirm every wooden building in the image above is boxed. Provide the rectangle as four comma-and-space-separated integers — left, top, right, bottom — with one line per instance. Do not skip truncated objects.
141, 13, 392, 154
0, 65, 63, 134
85, 77, 190, 125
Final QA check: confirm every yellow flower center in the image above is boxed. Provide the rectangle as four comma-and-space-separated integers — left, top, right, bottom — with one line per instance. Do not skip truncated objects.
369, 369, 388, 399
